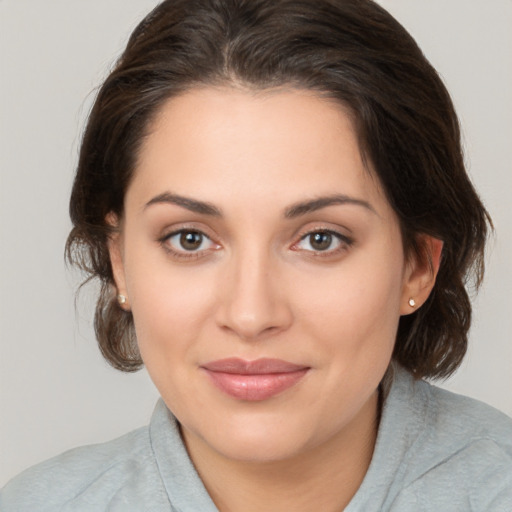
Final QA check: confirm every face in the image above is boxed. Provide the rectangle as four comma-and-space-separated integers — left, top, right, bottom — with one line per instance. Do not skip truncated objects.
110, 87, 429, 464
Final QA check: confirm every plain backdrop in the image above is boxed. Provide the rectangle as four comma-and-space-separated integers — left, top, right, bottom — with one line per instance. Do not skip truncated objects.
1, 0, 511, 487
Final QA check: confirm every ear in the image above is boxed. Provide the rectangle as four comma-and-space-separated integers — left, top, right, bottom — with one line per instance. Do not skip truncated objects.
106, 213, 129, 310
400, 235, 443, 315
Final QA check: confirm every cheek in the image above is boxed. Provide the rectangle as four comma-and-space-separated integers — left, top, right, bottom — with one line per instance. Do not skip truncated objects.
124, 252, 218, 358
292, 245, 405, 357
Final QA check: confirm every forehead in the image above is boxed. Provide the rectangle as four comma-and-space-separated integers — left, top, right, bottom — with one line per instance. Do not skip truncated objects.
129, 87, 389, 214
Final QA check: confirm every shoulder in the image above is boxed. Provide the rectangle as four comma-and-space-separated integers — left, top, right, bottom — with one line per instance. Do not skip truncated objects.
414, 376, 512, 459
0, 425, 167, 512
391, 370, 512, 510
385, 366, 512, 455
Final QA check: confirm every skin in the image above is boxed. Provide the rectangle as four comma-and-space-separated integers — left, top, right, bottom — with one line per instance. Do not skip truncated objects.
109, 87, 441, 511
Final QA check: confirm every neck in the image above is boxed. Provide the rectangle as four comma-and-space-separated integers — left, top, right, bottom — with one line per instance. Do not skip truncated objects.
182, 390, 380, 512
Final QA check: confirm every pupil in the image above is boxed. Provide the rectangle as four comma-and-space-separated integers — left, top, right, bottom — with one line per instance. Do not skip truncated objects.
180, 231, 202, 250
311, 232, 332, 250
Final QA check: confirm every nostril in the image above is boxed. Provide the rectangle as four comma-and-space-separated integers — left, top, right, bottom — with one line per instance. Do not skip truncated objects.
218, 309, 290, 341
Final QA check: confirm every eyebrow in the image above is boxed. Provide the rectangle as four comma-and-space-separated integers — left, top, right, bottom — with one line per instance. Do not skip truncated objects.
284, 194, 377, 218
144, 191, 376, 218
144, 192, 222, 216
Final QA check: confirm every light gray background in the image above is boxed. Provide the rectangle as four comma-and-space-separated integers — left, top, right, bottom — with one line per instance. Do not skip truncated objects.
1, 0, 511, 487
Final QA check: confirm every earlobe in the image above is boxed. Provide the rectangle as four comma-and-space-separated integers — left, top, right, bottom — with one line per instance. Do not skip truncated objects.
106, 213, 129, 309
400, 235, 443, 315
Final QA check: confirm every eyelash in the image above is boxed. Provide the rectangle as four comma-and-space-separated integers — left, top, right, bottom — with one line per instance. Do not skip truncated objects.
292, 229, 354, 258
158, 227, 353, 261
159, 228, 220, 261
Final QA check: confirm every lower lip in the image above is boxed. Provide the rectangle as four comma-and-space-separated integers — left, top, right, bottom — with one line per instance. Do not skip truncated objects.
203, 369, 309, 401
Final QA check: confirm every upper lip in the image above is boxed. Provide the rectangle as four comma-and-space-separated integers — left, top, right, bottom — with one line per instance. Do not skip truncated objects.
201, 358, 308, 375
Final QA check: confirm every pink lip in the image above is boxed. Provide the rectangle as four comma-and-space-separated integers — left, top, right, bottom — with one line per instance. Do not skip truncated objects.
201, 358, 309, 401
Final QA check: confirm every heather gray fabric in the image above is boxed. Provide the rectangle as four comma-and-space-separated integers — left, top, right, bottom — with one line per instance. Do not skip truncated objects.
2, 367, 511, 511
345, 368, 512, 511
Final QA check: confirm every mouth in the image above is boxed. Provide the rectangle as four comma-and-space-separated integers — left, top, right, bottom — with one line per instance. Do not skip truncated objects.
200, 358, 310, 401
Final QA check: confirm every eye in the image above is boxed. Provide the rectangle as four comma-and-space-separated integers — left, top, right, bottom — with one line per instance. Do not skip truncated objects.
293, 230, 352, 254
162, 229, 218, 255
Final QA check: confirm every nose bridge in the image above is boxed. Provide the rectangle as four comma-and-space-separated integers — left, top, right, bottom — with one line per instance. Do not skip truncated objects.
218, 241, 291, 340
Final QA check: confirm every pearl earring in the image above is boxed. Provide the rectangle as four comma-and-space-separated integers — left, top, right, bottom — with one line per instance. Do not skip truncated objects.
408, 298, 416, 307
117, 294, 127, 305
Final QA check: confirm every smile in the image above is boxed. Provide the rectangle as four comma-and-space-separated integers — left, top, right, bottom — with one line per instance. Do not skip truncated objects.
201, 358, 310, 401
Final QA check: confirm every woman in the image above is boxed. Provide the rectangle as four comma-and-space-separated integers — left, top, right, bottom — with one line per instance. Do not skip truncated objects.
2, 0, 511, 510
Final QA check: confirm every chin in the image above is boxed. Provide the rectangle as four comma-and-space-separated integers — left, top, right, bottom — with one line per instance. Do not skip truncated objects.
214, 431, 309, 463
188, 408, 320, 463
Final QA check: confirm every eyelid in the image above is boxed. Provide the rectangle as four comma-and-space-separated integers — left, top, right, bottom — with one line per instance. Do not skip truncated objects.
294, 222, 353, 242
158, 224, 221, 260
290, 226, 354, 256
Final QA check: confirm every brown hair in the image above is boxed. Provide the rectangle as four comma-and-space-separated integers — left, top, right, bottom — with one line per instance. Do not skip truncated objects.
66, 0, 491, 378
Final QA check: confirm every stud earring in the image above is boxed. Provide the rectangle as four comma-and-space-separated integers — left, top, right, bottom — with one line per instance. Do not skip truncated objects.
408, 298, 416, 307
117, 294, 127, 305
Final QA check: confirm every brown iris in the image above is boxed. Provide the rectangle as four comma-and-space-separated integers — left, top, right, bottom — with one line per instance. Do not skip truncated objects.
180, 231, 203, 250
309, 232, 333, 251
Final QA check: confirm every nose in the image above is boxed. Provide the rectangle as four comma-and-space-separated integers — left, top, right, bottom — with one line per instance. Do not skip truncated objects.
216, 247, 293, 341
